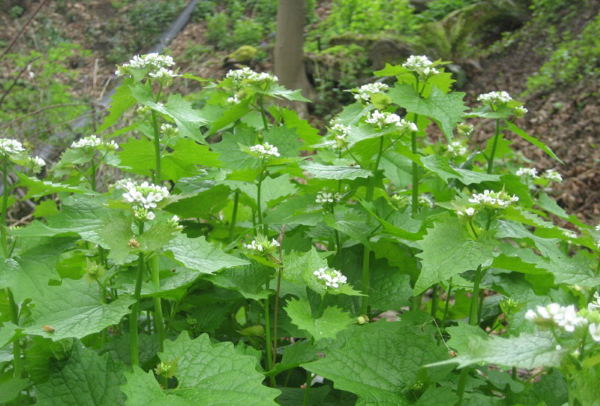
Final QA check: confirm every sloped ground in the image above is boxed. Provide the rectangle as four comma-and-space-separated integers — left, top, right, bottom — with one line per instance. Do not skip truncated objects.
463, 4, 600, 223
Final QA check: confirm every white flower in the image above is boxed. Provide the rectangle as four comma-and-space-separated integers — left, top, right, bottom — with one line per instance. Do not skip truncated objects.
588, 292, 600, 311
516, 167, 539, 179
526, 303, 587, 333
555, 345, 562, 351
27, 156, 45, 173
543, 169, 562, 183
313, 267, 348, 289
402, 55, 439, 79
249, 142, 280, 158
365, 110, 417, 131
103, 140, 119, 151
477, 91, 513, 105
419, 195, 434, 208
116, 53, 175, 77
331, 123, 351, 140
589, 323, 600, 342
468, 189, 519, 209
160, 124, 179, 137
457, 207, 476, 217
244, 237, 280, 255
563, 230, 578, 240
514, 106, 528, 117
71, 135, 102, 149
227, 95, 240, 104
225, 67, 278, 86
0, 138, 25, 156
148, 67, 178, 79
595, 224, 600, 232
117, 179, 170, 220
448, 141, 468, 157
353, 83, 388, 103
316, 188, 342, 205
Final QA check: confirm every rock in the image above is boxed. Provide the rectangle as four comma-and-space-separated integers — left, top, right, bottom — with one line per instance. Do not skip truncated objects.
368, 38, 413, 70
410, 0, 432, 12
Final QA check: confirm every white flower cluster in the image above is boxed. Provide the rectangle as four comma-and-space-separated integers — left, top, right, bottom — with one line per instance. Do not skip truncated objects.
314, 267, 348, 289
117, 180, 169, 221
468, 189, 519, 209
27, 156, 46, 173
227, 95, 240, 104
331, 123, 351, 140
71, 135, 118, 151
365, 110, 417, 132
457, 123, 474, 136
225, 67, 278, 85
448, 141, 468, 157
516, 167, 539, 178
353, 83, 388, 103
160, 124, 179, 137
148, 67, 178, 80
402, 55, 439, 79
543, 169, 562, 183
249, 142, 280, 158
168, 215, 183, 230
244, 238, 280, 254
477, 91, 513, 105
513, 106, 528, 117
563, 230, 578, 240
525, 303, 588, 333
116, 53, 175, 77
589, 292, 600, 311
316, 188, 342, 205
456, 207, 476, 217
419, 195, 434, 208
0, 138, 25, 156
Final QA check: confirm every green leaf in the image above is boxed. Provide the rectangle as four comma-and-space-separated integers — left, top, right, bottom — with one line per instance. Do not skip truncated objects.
0, 237, 77, 303
368, 264, 413, 310
235, 174, 298, 211
446, 321, 489, 355
166, 234, 248, 274
285, 297, 352, 341
414, 219, 496, 295
122, 332, 280, 406
505, 122, 563, 163
16, 173, 89, 199
414, 387, 458, 406
429, 331, 562, 369
98, 77, 137, 132
389, 84, 468, 139
300, 161, 373, 180
304, 322, 448, 406
0, 378, 30, 404
421, 155, 501, 185
266, 84, 311, 102
166, 184, 231, 219
269, 106, 321, 147
35, 344, 126, 405
97, 212, 135, 264
131, 84, 208, 141
211, 128, 260, 170
117, 137, 155, 177
25, 278, 135, 341
207, 263, 272, 301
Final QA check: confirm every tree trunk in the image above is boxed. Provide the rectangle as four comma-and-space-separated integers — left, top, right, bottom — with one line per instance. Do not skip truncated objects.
274, 0, 315, 118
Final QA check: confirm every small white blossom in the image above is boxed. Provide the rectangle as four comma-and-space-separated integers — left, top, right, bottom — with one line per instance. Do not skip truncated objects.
71, 135, 102, 149
27, 156, 45, 173
589, 323, 600, 342
365, 110, 417, 132
555, 345, 562, 351
588, 292, 600, 311
244, 237, 280, 255
331, 123, 351, 140
316, 188, 342, 205
457, 207, 476, 217
353, 83, 388, 103
117, 180, 170, 221
514, 106, 528, 117
104, 140, 119, 151
516, 167, 539, 179
402, 55, 439, 79
137, 105, 151, 115
419, 195, 434, 208
249, 142, 280, 158
226, 67, 278, 86
468, 189, 519, 209
145, 211, 156, 221
148, 67, 178, 79
0, 138, 25, 156
116, 53, 175, 77
160, 124, 179, 137
543, 169, 562, 183
477, 91, 513, 105
526, 303, 587, 333
168, 215, 183, 230
447, 141, 468, 157
313, 267, 348, 289
563, 230, 578, 240
227, 95, 241, 104
457, 123, 474, 136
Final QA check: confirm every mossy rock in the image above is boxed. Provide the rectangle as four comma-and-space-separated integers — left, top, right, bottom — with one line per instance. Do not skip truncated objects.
227, 45, 258, 63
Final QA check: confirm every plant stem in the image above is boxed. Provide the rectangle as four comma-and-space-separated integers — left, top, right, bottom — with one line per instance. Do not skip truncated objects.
263, 286, 275, 387
272, 228, 284, 370
151, 110, 161, 184
256, 170, 267, 235
359, 137, 384, 315
90, 158, 97, 192
130, 222, 146, 368
229, 190, 240, 242
150, 255, 165, 352
456, 265, 483, 405
7, 289, 21, 377
1, 156, 9, 257
430, 284, 439, 319
487, 118, 500, 174
303, 370, 312, 406
334, 229, 342, 269
259, 95, 269, 132
411, 115, 420, 217
442, 279, 453, 330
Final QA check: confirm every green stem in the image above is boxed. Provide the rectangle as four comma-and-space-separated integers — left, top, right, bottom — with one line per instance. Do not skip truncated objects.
430, 284, 439, 319
487, 118, 500, 174
411, 112, 420, 217
229, 190, 240, 243
150, 256, 165, 352
259, 95, 269, 132
317, 293, 327, 319
7, 289, 21, 380
90, 158, 97, 192
442, 280, 453, 330
1, 156, 9, 258
334, 229, 342, 269
256, 170, 267, 235
151, 110, 161, 184
272, 266, 283, 369
130, 223, 146, 368
263, 289, 275, 387
303, 370, 312, 406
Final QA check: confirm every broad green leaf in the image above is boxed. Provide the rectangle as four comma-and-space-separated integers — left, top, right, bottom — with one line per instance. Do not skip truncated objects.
131, 84, 208, 141
0, 378, 30, 404
16, 173, 89, 199
166, 234, 248, 273
265, 84, 310, 102
389, 84, 468, 139
0, 237, 77, 303
429, 331, 562, 369
278, 387, 331, 406
122, 332, 280, 405
25, 278, 135, 341
414, 219, 496, 294
0, 322, 21, 348
166, 184, 231, 219
235, 174, 298, 211
98, 77, 137, 132
414, 387, 458, 406
211, 128, 260, 170
207, 263, 272, 301
283, 248, 328, 294
117, 137, 156, 177
268, 340, 319, 377
35, 344, 126, 405
300, 161, 373, 180
100, 333, 160, 368
206, 99, 252, 134
421, 155, 501, 184
446, 321, 489, 354
285, 297, 352, 341
97, 212, 135, 264
264, 126, 303, 158
269, 106, 321, 147
368, 264, 413, 310
505, 122, 562, 163
304, 322, 448, 406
